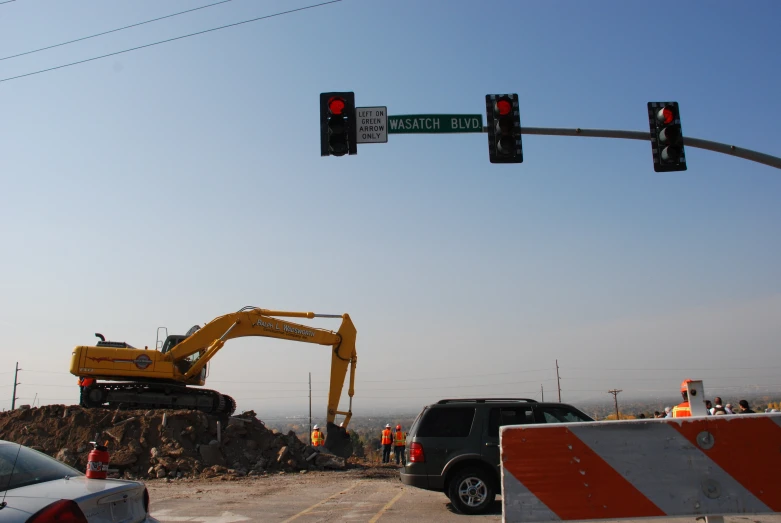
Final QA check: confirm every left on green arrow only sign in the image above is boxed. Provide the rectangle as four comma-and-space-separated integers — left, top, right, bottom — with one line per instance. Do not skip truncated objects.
355, 107, 388, 144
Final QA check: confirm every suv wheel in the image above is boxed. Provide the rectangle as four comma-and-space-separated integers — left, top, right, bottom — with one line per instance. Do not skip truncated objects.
448, 468, 496, 515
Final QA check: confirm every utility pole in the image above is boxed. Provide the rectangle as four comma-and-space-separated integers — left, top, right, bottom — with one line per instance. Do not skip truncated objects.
608, 389, 622, 420
11, 362, 20, 410
540, 384, 544, 402
555, 360, 561, 402
308, 373, 312, 441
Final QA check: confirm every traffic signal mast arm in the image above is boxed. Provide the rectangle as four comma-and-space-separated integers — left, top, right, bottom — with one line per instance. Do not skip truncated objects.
165, 308, 358, 426
512, 126, 781, 171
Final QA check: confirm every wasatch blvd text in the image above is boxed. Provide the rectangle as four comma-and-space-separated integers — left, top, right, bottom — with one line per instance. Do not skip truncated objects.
388, 114, 484, 134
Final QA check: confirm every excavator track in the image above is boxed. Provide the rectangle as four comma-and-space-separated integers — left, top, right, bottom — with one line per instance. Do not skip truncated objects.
82, 382, 236, 416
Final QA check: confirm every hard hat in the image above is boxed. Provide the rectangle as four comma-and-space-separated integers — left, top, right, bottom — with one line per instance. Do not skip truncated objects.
385, 423, 391, 428
313, 424, 319, 430
396, 425, 401, 430
680, 379, 693, 392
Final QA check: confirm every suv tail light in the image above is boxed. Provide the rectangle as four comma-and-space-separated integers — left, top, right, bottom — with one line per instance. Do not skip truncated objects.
26, 499, 88, 523
409, 442, 425, 463
143, 487, 150, 513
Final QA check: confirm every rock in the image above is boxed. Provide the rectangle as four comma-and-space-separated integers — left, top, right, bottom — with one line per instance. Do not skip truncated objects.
128, 440, 143, 455
199, 443, 226, 467
150, 447, 160, 459
246, 440, 258, 450
111, 450, 138, 467
314, 452, 346, 470
277, 446, 289, 463
155, 467, 167, 479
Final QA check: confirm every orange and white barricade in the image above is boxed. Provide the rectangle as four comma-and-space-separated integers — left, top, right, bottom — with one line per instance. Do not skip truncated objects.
501, 414, 781, 522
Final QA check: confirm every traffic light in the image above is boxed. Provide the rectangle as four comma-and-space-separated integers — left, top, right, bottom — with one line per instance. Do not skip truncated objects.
320, 92, 357, 157
648, 102, 686, 172
486, 94, 522, 164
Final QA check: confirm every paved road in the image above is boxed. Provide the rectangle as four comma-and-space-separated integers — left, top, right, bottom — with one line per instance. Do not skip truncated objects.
147, 470, 781, 523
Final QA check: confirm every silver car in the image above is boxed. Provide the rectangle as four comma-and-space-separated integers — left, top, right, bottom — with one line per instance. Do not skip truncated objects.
0, 440, 159, 522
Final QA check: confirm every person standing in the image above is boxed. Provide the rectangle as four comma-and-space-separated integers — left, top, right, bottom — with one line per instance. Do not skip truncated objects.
710, 397, 729, 415
738, 400, 755, 414
381, 424, 393, 464
78, 376, 96, 407
311, 424, 325, 447
394, 424, 406, 465
672, 379, 693, 418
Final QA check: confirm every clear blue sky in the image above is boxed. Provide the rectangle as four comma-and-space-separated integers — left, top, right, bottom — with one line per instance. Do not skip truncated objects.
1, 0, 780, 416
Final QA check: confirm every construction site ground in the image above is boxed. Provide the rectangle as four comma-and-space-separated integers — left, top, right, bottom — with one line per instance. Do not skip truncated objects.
145, 468, 781, 523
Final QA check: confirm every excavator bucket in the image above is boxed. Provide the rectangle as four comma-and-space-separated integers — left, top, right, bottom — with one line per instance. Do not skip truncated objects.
324, 421, 353, 458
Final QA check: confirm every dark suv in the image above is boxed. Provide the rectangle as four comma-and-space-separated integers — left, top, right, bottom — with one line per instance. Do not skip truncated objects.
399, 398, 593, 515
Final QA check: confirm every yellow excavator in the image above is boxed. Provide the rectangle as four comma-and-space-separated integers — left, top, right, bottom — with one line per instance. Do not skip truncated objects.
70, 307, 357, 456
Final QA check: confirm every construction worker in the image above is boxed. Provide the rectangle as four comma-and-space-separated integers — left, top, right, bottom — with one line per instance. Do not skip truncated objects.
672, 379, 693, 418
394, 424, 406, 465
381, 423, 393, 464
311, 424, 325, 447
78, 376, 95, 407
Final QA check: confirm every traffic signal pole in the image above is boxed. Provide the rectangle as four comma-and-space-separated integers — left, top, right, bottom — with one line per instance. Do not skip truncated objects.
517, 126, 781, 171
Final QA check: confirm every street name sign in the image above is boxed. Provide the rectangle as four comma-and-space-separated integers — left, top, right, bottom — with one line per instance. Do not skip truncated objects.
388, 114, 484, 134
355, 106, 388, 144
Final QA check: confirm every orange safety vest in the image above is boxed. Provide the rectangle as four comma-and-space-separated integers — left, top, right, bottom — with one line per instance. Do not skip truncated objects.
394, 430, 405, 447
381, 428, 392, 445
672, 401, 692, 418
311, 430, 324, 447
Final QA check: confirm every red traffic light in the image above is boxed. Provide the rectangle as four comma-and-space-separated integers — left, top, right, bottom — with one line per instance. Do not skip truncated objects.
657, 106, 675, 125
496, 98, 512, 116
328, 97, 346, 115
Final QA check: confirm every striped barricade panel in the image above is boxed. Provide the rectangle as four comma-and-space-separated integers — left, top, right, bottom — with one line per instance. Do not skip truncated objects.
500, 414, 781, 522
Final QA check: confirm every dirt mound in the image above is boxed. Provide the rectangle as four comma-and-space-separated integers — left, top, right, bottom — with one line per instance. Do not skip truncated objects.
0, 405, 345, 480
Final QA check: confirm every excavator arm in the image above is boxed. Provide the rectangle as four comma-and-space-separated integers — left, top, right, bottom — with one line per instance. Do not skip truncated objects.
165, 307, 357, 455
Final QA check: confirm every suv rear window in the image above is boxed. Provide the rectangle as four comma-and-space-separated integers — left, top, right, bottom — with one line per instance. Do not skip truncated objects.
417, 407, 475, 437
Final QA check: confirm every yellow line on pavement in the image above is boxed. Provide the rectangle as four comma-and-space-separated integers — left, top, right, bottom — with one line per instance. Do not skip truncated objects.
282, 480, 361, 522
368, 489, 404, 523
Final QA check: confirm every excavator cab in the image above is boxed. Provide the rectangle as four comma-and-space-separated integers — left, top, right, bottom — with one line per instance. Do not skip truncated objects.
160, 332, 208, 384
160, 335, 187, 354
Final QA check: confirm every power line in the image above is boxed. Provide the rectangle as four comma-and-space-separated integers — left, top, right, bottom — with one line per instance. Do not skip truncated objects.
561, 366, 781, 372
1, 0, 238, 62
0, 0, 343, 84
562, 375, 781, 382
0, 0, 17, 5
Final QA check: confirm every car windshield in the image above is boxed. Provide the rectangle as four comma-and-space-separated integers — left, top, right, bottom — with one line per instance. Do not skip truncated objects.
0, 442, 83, 492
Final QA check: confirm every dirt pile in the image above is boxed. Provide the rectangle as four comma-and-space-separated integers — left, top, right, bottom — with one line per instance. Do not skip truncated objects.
0, 405, 346, 480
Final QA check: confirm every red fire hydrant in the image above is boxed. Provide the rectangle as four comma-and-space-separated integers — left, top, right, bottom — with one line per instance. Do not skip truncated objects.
86, 441, 109, 479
